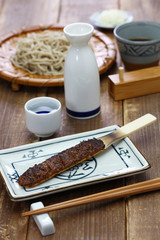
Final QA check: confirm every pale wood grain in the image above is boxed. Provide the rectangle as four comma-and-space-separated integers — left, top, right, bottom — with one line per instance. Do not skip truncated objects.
120, 0, 160, 21
0, 1, 61, 240
59, 0, 118, 25
120, 1, 160, 240
127, 192, 160, 240
0, 0, 159, 240
124, 94, 160, 240
0, 0, 61, 35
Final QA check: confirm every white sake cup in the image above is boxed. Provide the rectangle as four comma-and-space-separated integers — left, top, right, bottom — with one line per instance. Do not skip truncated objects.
25, 97, 61, 137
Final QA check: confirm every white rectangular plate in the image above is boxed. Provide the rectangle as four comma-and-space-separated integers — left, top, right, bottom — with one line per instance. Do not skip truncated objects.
0, 126, 150, 201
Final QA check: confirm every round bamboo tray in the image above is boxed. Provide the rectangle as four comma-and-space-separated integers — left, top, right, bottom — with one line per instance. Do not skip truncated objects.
0, 25, 116, 90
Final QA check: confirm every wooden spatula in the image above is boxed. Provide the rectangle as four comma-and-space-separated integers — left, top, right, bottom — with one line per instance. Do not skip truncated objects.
18, 113, 156, 188
99, 113, 156, 149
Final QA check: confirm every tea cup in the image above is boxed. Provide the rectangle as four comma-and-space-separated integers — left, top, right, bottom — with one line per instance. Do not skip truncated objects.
114, 21, 160, 70
25, 97, 61, 137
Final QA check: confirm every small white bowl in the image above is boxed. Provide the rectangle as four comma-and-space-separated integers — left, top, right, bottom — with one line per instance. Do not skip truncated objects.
114, 21, 160, 70
25, 97, 61, 137
90, 9, 133, 29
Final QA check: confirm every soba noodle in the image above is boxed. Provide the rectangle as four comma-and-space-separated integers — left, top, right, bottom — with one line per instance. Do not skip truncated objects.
11, 30, 70, 76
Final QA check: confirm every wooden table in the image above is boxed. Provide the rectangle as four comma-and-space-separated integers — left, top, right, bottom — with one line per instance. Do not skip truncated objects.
0, 0, 159, 239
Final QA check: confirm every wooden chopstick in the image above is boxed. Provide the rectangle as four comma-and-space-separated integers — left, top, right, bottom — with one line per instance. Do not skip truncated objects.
22, 178, 160, 217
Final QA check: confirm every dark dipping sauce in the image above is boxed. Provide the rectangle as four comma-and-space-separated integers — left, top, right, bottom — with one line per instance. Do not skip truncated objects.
129, 38, 153, 41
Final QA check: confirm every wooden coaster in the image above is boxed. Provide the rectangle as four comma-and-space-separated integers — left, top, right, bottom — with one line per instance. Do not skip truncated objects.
108, 66, 160, 100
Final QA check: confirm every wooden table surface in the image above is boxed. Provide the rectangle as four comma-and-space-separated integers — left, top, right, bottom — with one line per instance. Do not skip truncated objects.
0, 0, 160, 239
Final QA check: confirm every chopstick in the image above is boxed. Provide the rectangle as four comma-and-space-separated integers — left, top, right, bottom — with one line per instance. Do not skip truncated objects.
22, 178, 160, 217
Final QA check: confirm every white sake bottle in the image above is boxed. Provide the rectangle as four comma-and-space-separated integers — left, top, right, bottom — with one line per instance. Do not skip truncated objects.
63, 22, 100, 119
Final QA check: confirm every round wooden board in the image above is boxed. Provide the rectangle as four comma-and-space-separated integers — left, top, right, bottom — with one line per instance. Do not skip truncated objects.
0, 25, 116, 88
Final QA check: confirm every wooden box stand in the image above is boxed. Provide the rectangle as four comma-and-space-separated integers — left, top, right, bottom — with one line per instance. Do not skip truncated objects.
108, 66, 160, 100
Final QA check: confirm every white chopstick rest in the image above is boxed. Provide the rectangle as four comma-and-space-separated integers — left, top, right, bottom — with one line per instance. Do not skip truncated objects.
30, 201, 55, 236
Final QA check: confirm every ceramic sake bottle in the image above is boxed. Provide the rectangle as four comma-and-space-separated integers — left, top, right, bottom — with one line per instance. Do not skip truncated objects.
63, 22, 100, 119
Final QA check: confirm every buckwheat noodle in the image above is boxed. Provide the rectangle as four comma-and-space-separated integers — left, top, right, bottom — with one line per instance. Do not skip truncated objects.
11, 30, 70, 76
